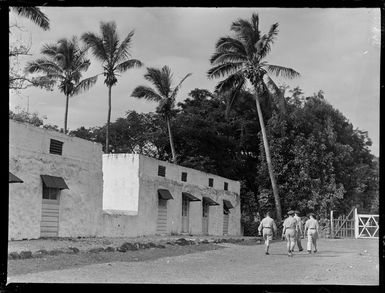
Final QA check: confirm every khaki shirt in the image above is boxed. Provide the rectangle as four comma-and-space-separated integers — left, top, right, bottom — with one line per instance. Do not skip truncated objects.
283, 216, 298, 232
258, 216, 277, 233
294, 215, 303, 233
305, 218, 319, 233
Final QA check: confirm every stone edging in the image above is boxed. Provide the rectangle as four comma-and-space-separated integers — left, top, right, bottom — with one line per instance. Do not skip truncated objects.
8, 237, 258, 260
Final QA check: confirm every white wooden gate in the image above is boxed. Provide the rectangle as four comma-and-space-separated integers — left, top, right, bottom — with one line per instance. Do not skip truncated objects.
354, 208, 379, 239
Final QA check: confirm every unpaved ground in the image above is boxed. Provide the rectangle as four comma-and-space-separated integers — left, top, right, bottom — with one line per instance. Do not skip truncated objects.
7, 238, 379, 285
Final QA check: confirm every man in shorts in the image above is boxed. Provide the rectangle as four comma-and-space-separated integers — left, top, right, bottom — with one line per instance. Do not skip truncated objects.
304, 213, 319, 253
294, 210, 304, 252
258, 211, 277, 255
282, 210, 298, 257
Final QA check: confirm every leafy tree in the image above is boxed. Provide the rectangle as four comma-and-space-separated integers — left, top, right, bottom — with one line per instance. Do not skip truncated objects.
131, 66, 191, 163
81, 21, 142, 153
9, 107, 45, 127
208, 12, 300, 222
9, 6, 52, 92
25, 37, 98, 133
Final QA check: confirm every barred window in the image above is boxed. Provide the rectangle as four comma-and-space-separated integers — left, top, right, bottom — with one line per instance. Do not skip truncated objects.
181, 172, 187, 182
224, 182, 228, 191
158, 165, 166, 177
49, 139, 63, 155
208, 178, 214, 187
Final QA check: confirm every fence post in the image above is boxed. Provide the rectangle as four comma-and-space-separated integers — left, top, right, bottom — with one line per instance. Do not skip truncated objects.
330, 210, 334, 238
354, 208, 358, 239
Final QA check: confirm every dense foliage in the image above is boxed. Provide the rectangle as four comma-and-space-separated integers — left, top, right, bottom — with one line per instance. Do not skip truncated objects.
65, 86, 378, 235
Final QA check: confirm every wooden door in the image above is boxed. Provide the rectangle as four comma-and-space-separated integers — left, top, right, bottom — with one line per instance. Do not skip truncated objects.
41, 188, 60, 237
202, 202, 209, 235
157, 199, 168, 234
223, 210, 229, 235
182, 197, 189, 233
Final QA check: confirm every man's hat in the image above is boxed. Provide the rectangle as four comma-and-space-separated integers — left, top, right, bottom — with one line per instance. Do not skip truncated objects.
287, 210, 294, 215
308, 212, 314, 217
294, 210, 300, 214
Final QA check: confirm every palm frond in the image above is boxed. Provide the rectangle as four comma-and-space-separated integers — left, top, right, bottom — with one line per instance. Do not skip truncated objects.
100, 21, 119, 62
12, 7, 50, 30
170, 73, 192, 100
258, 23, 279, 59
144, 67, 171, 98
209, 51, 247, 66
25, 58, 63, 75
131, 86, 163, 102
214, 72, 246, 93
115, 59, 142, 73
207, 62, 243, 79
81, 32, 108, 63
114, 30, 135, 64
264, 64, 300, 79
41, 43, 58, 57
214, 37, 247, 60
72, 75, 98, 96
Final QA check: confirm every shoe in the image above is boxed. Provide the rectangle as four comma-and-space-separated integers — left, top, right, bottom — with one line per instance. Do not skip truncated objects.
307, 250, 311, 254
265, 252, 269, 255
314, 249, 317, 253
299, 249, 303, 252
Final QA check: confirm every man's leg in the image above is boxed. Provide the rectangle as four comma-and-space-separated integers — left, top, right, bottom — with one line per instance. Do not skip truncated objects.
297, 235, 303, 251
312, 234, 317, 252
307, 233, 312, 253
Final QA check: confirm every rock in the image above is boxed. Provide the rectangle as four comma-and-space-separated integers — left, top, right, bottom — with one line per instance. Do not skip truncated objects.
201, 239, 209, 244
33, 250, 49, 258
147, 242, 157, 248
102, 240, 112, 245
8, 252, 20, 260
155, 244, 166, 248
19, 251, 32, 259
88, 247, 105, 253
68, 247, 80, 254
166, 241, 175, 245
105, 246, 115, 252
48, 249, 64, 255
118, 242, 139, 252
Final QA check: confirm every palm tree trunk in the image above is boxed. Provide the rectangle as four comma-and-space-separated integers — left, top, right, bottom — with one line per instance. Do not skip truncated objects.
64, 94, 69, 134
106, 85, 112, 153
254, 93, 282, 222
165, 116, 177, 163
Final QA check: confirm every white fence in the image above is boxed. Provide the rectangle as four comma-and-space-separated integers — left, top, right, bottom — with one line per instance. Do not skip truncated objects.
354, 208, 379, 239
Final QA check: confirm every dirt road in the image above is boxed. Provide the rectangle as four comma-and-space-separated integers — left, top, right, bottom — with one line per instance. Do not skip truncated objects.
7, 238, 379, 285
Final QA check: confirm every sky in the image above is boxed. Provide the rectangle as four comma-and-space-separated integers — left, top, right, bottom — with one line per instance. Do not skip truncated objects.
9, 7, 380, 156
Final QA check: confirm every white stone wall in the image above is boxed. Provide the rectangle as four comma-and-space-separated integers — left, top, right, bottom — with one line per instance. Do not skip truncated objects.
9, 120, 103, 240
99, 154, 241, 237
102, 154, 140, 213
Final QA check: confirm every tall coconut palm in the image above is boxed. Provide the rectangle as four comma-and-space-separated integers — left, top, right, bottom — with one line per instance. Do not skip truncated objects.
208, 13, 300, 222
11, 6, 49, 30
25, 37, 98, 133
131, 66, 191, 163
81, 21, 142, 153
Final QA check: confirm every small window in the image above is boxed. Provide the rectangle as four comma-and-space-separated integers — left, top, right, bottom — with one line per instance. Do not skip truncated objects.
181, 172, 187, 182
158, 165, 166, 177
208, 178, 214, 187
224, 182, 228, 191
49, 139, 63, 155
223, 206, 230, 215
43, 184, 59, 200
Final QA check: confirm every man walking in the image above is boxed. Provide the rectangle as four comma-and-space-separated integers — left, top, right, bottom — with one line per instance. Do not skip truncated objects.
304, 213, 319, 254
258, 211, 277, 255
282, 210, 298, 257
294, 210, 304, 252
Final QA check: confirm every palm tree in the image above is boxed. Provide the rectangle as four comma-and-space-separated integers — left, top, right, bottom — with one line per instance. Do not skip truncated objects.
208, 13, 300, 222
25, 37, 98, 133
11, 7, 49, 30
131, 66, 191, 163
81, 21, 142, 153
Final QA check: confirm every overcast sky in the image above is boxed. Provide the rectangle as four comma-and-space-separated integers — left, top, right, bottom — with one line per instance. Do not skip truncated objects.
9, 7, 380, 156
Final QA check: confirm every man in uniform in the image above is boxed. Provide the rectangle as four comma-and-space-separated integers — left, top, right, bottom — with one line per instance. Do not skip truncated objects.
294, 210, 304, 252
282, 210, 298, 257
304, 213, 319, 253
258, 211, 277, 255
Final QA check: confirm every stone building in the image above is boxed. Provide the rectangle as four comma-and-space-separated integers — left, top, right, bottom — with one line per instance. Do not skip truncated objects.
8, 119, 103, 240
100, 154, 241, 237
9, 120, 242, 240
